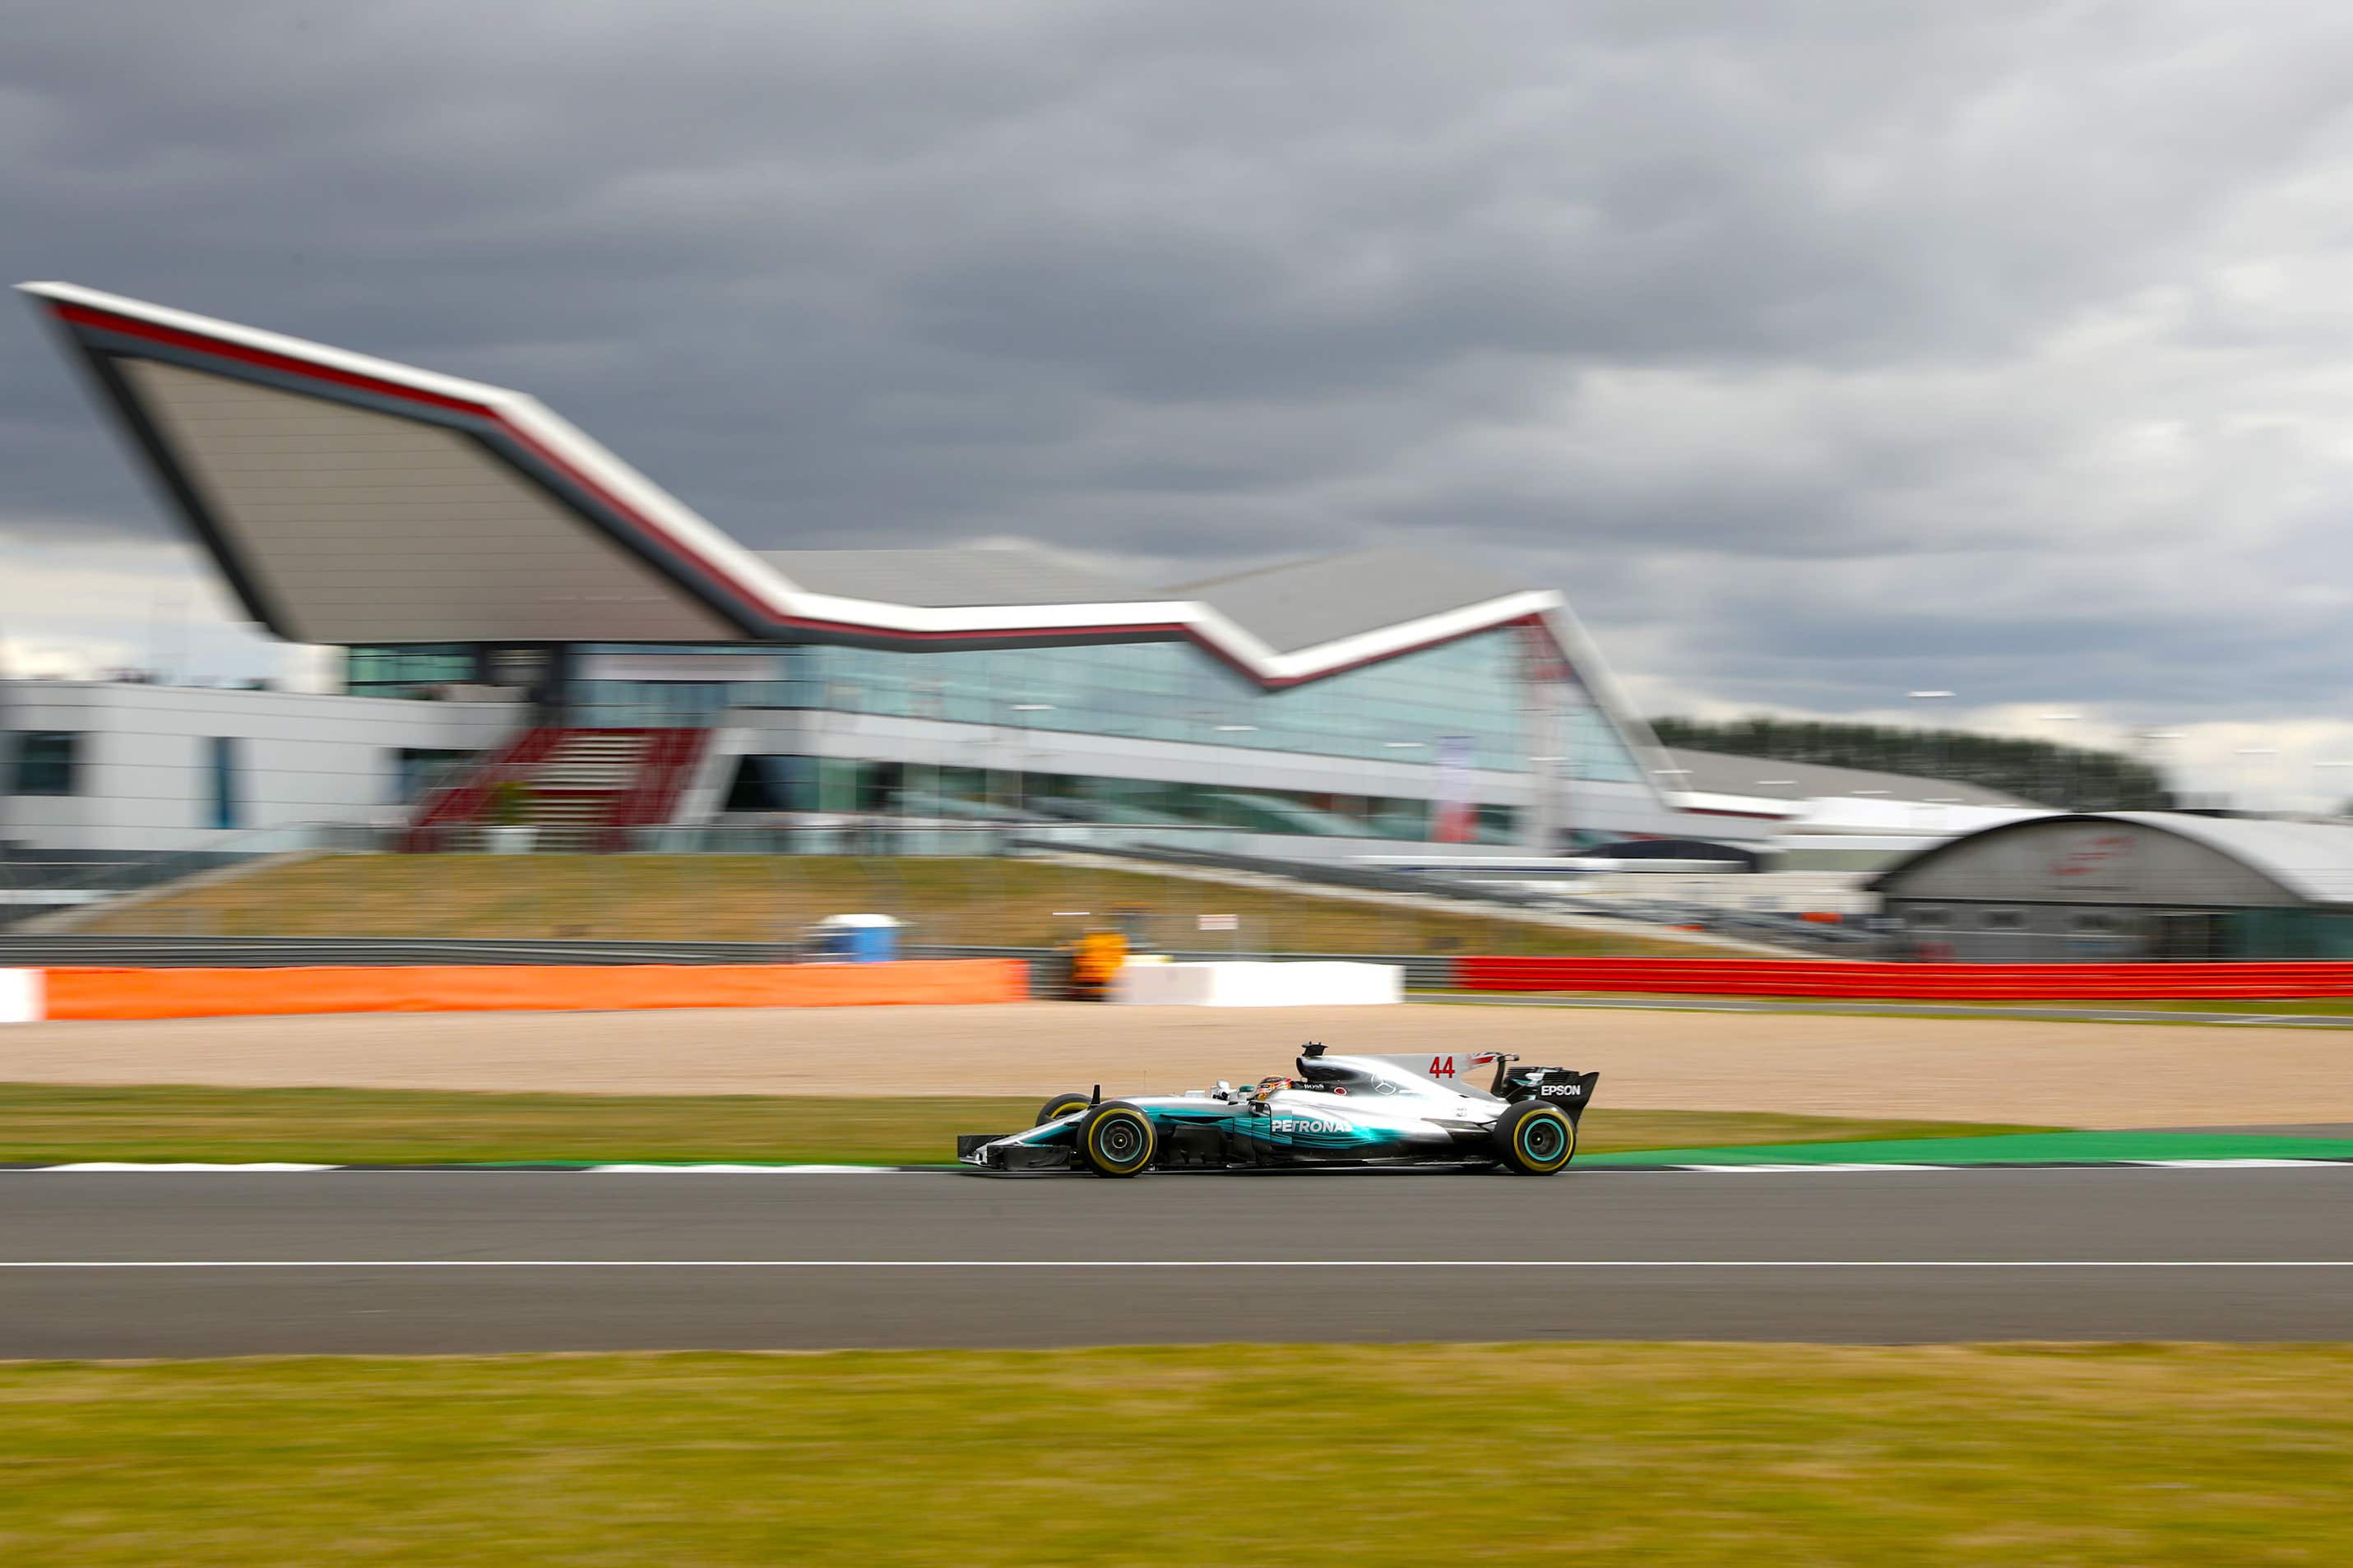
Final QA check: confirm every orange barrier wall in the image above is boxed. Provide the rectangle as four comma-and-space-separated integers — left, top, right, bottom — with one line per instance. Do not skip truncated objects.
42, 960, 1029, 1022
1454, 957, 2353, 1001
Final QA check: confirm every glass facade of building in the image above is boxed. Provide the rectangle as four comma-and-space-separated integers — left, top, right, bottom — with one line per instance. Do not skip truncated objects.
527, 631, 1640, 783
344, 645, 477, 696
715, 753, 1521, 842
341, 629, 1651, 844
775, 636, 1532, 770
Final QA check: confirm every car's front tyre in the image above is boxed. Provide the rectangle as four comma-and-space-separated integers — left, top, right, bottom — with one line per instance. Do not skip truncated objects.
1493, 1099, 1577, 1175
1077, 1101, 1156, 1177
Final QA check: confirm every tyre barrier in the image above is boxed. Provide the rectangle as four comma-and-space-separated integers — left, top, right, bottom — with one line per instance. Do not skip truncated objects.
5, 960, 1029, 1022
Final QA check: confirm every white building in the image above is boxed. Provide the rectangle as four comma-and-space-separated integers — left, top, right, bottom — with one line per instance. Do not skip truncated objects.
0, 679, 512, 856
6, 282, 1730, 875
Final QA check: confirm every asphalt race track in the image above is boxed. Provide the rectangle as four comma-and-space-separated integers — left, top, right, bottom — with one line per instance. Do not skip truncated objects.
3, 1168, 2349, 1357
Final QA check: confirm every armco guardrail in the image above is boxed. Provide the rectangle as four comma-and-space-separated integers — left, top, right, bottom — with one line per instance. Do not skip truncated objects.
1453, 957, 2353, 1000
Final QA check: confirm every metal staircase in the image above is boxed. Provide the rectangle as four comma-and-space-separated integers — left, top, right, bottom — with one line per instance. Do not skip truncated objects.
526, 731, 654, 850
406, 728, 712, 852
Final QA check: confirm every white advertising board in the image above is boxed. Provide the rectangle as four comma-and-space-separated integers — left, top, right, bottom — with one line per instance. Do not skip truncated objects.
0, 969, 44, 1025
1109, 961, 1401, 1008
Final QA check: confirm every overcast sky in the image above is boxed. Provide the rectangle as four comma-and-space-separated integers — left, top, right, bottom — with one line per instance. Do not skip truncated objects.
8, 1, 2353, 803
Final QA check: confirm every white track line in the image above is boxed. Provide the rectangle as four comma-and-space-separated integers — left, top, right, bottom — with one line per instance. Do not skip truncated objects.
2, 1259, 2348, 1270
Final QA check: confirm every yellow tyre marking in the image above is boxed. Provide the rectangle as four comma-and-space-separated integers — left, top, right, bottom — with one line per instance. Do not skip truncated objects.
1524, 1109, 1572, 1171
1087, 1110, 1154, 1172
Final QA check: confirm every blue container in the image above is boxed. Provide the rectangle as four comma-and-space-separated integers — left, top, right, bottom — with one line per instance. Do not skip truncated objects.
813, 914, 901, 963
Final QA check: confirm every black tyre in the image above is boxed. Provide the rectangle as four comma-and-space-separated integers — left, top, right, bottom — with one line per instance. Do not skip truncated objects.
1077, 1102, 1156, 1178
1493, 1099, 1577, 1176
1036, 1092, 1093, 1126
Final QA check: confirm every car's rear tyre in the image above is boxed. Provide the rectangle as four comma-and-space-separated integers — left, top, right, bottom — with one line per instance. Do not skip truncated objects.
1077, 1102, 1156, 1177
1036, 1091, 1093, 1126
1494, 1099, 1577, 1175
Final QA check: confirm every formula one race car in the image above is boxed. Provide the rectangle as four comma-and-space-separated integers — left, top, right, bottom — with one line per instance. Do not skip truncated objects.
956, 1043, 1598, 1177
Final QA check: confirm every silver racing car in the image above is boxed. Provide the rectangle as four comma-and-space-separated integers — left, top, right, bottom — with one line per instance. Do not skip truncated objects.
956, 1043, 1598, 1177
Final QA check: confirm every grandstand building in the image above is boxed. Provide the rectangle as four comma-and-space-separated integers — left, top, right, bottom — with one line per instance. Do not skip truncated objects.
5, 282, 1716, 862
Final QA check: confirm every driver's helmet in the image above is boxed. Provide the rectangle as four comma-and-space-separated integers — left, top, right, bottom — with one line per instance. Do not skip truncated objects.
1251, 1075, 1292, 1102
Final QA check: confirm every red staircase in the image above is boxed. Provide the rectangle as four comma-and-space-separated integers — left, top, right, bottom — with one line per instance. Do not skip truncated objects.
405, 726, 564, 853
405, 728, 714, 852
600, 728, 712, 849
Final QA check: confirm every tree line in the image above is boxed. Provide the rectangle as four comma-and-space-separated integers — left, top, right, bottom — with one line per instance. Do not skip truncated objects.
1647, 715, 2173, 811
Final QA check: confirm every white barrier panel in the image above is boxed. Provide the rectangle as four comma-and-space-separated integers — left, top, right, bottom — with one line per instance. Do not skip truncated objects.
0, 969, 43, 1025
1109, 961, 1401, 1008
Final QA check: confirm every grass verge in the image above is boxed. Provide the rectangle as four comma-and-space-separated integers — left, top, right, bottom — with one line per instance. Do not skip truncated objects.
3, 1345, 2350, 1566
0, 1084, 2048, 1165
77, 853, 1741, 955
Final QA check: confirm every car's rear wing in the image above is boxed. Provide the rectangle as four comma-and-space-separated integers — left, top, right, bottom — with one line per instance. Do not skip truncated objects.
1495, 1066, 1599, 1121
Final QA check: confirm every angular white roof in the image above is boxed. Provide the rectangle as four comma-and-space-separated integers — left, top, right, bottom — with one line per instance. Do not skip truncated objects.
758, 545, 1149, 609
21, 281, 1596, 691
1170, 548, 1540, 656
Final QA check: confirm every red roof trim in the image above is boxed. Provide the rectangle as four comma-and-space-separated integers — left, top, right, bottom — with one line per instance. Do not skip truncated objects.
773, 613, 1197, 644
53, 303, 493, 419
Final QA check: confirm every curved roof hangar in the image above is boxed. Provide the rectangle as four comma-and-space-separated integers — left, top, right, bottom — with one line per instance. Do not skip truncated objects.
1869, 811, 2353, 909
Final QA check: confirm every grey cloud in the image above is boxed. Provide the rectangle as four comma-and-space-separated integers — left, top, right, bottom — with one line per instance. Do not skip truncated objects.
8, 1, 2353, 727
